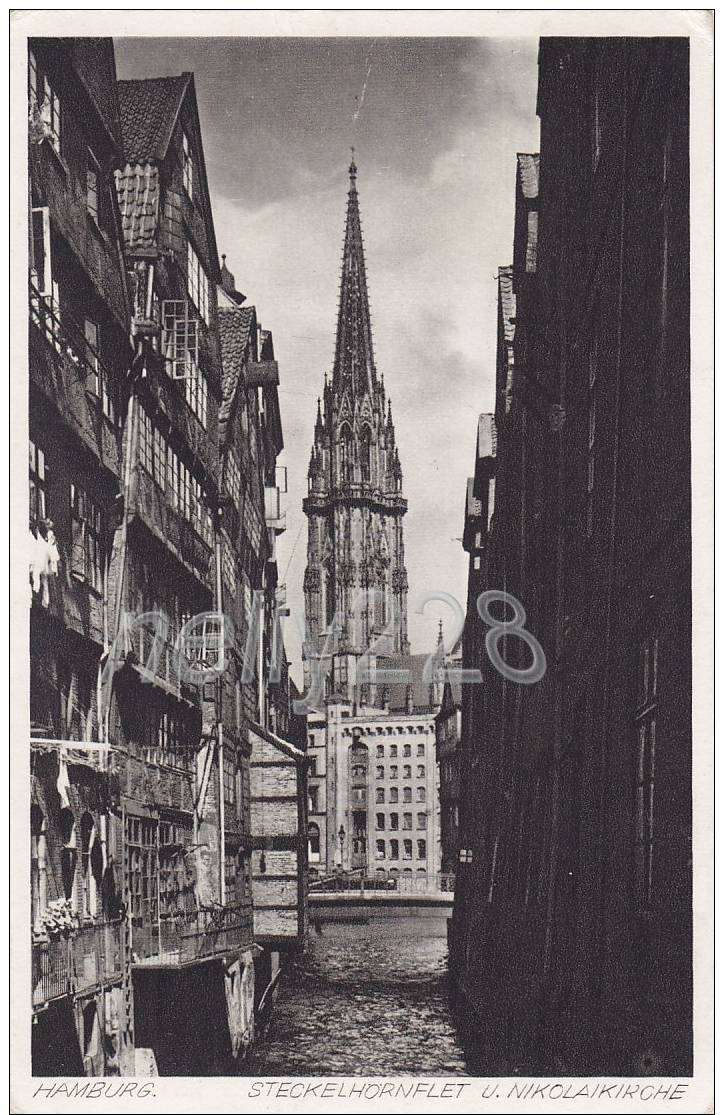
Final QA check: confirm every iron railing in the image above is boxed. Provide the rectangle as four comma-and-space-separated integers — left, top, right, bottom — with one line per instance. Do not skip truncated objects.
32, 920, 123, 1008
29, 279, 118, 412
308, 872, 455, 896
132, 904, 253, 967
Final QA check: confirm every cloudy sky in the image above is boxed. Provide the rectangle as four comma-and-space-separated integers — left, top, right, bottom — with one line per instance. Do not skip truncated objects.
115, 36, 540, 682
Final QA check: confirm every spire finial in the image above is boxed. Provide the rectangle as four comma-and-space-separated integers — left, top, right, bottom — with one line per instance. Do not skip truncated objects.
349, 147, 357, 185
437, 619, 444, 647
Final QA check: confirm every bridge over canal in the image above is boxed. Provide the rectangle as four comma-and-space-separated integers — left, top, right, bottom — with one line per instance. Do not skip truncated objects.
308, 873, 455, 924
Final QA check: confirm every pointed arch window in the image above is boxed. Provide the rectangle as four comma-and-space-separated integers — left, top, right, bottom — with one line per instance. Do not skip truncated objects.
339, 425, 352, 484
360, 425, 372, 483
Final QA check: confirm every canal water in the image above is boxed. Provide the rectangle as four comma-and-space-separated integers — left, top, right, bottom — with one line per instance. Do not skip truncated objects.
239, 914, 471, 1077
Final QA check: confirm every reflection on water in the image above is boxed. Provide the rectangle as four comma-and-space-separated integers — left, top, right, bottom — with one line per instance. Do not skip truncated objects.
239, 915, 470, 1077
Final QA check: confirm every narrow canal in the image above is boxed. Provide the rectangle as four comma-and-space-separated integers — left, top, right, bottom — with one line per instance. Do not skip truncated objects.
239, 914, 471, 1077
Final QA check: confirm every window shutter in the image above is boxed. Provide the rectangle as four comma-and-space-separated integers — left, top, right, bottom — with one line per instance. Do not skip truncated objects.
28, 49, 38, 103
30, 207, 51, 295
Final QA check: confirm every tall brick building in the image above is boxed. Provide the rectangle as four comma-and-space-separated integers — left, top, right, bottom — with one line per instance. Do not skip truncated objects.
451, 39, 691, 1074
28, 38, 305, 1076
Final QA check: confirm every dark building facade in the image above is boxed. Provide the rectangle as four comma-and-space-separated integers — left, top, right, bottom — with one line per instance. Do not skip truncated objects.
29, 36, 134, 1076
451, 38, 691, 1075
28, 39, 305, 1076
434, 674, 462, 878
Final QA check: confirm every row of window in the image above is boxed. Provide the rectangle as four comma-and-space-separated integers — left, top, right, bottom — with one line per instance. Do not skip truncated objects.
376, 813, 427, 831
225, 448, 242, 505
375, 786, 424, 804
29, 442, 107, 592
29, 439, 47, 525
376, 765, 426, 781
145, 707, 194, 770
375, 743, 425, 758
161, 300, 209, 425
375, 839, 427, 861
31, 807, 103, 929
28, 49, 61, 154
187, 240, 210, 326
31, 206, 122, 437
30, 49, 104, 236
137, 406, 213, 543
83, 318, 118, 423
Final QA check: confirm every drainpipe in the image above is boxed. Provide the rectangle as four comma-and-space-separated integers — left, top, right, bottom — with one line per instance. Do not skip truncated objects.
258, 590, 266, 728
215, 523, 226, 907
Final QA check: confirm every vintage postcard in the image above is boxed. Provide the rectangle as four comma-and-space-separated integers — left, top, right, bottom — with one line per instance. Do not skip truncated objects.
9, 9, 713, 1114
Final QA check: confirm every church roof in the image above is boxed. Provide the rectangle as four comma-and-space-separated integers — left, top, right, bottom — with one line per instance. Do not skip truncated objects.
374, 653, 441, 714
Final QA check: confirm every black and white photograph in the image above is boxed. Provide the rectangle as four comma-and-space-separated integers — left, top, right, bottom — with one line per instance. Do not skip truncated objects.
10, 10, 713, 1112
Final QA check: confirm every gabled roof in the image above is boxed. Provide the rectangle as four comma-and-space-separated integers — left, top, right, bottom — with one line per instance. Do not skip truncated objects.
69, 38, 124, 155
218, 303, 256, 444
117, 72, 221, 279
117, 74, 192, 162
374, 653, 441, 714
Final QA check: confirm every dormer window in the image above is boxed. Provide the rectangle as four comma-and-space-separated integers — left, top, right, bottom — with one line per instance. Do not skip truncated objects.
182, 131, 193, 200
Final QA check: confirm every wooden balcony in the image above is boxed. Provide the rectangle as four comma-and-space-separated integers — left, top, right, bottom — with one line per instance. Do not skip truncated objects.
131, 904, 254, 969
32, 920, 124, 1009
29, 141, 128, 329
29, 282, 122, 479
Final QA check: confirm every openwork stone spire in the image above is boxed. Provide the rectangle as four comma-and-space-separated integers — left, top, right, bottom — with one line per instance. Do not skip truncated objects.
332, 155, 377, 398
302, 159, 410, 699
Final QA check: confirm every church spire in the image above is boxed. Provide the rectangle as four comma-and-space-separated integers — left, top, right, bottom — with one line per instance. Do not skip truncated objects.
302, 159, 410, 698
332, 155, 376, 396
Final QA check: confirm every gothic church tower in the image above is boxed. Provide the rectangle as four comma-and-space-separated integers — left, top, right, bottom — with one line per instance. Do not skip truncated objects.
303, 158, 409, 699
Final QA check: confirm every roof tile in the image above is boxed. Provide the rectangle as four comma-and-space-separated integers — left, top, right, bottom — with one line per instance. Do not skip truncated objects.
115, 163, 159, 251
374, 653, 441, 714
117, 75, 191, 163
218, 304, 256, 442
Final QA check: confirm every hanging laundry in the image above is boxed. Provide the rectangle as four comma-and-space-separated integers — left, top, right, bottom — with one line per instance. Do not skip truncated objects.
29, 521, 61, 606
56, 748, 71, 809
